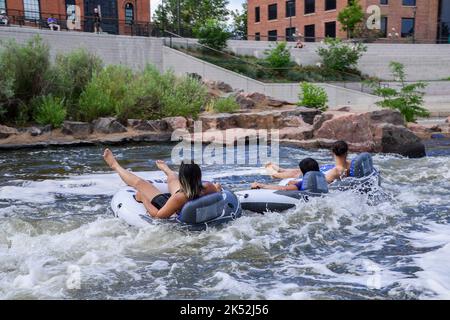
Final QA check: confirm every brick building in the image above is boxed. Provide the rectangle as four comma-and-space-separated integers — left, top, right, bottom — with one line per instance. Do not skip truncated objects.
0, 0, 152, 35
247, 0, 450, 43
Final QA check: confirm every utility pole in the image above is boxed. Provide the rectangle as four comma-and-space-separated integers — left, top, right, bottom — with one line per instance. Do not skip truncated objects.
412, 6, 417, 43
177, 0, 181, 35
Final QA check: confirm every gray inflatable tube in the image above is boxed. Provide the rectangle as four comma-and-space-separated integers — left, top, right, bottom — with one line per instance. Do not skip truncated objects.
111, 182, 242, 231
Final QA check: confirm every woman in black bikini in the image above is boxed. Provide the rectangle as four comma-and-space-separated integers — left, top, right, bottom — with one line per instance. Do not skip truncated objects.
103, 149, 221, 219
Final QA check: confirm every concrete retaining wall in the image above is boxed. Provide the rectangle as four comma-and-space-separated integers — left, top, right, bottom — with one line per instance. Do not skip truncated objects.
162, 46, 380, 110
227, 40, 450, 82
0, 27, 163, 71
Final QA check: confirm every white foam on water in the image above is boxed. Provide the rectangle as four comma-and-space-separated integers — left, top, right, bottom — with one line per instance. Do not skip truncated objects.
399, 223, 450, 299
1, 147, 450, 299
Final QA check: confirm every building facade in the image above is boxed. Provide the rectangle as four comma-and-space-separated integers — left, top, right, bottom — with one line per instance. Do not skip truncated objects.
0, 0, 151, 35
247, 0, 450, 43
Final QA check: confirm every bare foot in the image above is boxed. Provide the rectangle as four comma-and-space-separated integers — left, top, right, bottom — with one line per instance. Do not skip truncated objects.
156, 160, 173, 175
265, 162, 281, 175
103, 148, 119, 170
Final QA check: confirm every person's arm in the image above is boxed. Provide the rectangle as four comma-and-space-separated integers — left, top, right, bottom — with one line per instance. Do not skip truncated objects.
325, 168, 339, 184
271, 169, 302, 179
138, 193, 184, 219
251, 182, 298, 191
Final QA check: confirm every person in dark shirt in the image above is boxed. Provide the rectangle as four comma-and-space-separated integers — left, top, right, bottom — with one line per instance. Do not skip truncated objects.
251, 158, 320, 191
93, 7, 102, 33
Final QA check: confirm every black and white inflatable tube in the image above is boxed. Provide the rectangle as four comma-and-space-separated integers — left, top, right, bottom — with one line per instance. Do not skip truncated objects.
236, 153, 381, 214
111, 181, 242, 231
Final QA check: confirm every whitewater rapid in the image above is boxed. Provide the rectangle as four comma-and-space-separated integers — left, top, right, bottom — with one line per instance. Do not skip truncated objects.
0, 143, 449, 299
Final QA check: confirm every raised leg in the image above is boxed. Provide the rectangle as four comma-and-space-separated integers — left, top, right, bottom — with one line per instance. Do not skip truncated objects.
156, 160, 181, 195
104, 149, 162, 201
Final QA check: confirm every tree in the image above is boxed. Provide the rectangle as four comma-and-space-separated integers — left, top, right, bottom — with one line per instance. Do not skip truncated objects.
230, 2, 248, 40
372, 62, 429, 122
153, 0, 230, 37
195, 19, 230, 51
337, 0, 365, 38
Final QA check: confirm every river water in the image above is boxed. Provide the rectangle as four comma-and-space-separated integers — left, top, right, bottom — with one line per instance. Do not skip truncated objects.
0, 140, 449, 300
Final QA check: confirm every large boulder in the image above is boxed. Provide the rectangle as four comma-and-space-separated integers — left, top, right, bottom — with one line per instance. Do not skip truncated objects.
163, 117, 188, 131
93, 117, 127, 134
313, 110, 426, 158
315, 113, 374, 143
287, 107, 321, 125
235, 93, 256, 109
369, 109, 405, 126
127, 119, 168, 132
406, 122, 442, 140
374, 124, 426, 158
279, 126, 314, 140
28, 125, 52, 137
267, 98, 291, 108
0, 125, 19, 139
247, 92, 267, 104
61, 121, 92, 138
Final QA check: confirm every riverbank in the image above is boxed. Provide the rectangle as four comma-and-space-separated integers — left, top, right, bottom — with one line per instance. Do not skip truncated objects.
2, 106, 449, 158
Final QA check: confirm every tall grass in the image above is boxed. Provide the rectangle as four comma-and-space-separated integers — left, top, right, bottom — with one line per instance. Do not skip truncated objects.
33, 95, 67, 128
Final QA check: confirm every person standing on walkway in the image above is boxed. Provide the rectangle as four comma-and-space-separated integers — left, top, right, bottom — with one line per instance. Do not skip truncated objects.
93, 7, 102, 34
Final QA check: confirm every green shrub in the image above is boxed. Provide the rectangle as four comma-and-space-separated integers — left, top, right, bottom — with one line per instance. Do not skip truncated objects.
54, 49, 103, 105
195, 19, 230, 51
161, 75, 208, 119
0, 36, 52, 123
372, 62, 429, 122
210, 96, 240, 113
0, 71, 14, 123
122, 66, 177, 121
298, 82, 328, 111
264, 42, 292, 70
317, 38, 367, 72
78, 65, 135, 122
33, 95, 67, 128
116, 65, 208, 121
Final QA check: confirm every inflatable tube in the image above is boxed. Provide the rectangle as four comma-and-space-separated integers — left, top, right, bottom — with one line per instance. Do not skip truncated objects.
280, 153, 381, 192
111, 183, 242, 231
238, 153, 381, 213
237, 171, 329, 214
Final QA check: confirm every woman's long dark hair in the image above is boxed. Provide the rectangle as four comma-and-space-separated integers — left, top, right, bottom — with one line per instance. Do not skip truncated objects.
179, 161, 203, 200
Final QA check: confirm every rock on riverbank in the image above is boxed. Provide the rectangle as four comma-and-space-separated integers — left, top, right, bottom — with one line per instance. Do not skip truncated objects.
0, 108, 434, 158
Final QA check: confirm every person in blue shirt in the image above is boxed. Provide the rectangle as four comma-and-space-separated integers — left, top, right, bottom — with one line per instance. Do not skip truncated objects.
47, 15, 60, 31
251, 158, 320, 191
265, 140, 351, 184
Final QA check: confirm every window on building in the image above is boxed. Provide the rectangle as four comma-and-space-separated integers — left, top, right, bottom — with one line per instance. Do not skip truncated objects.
304, 24, 315, 41
125, 3, 134, 24
380, 0, 388, 5
286, 1, 296, 17
401, 18, 415, 37
325, 0, 336, 11
324, 21, 336, 38
255, 32, 261, 41
304, 0, 315, 14
23, 0, 40, 20
268, 30, 278, 41
0, 0, 6, 11
255, 6, 260, 22
286, 27, 296, 41
268, 4, 278, 20
402, 0, 416, 6
380, 16, 388, 37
